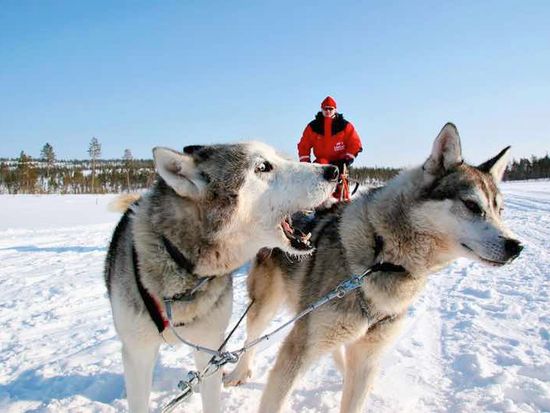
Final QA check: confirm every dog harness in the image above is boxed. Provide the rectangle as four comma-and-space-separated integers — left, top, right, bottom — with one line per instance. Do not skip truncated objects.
354, 233, 408, 323
127, 207, 215, 334
306, 210, 408, 324
132, 238, 216, 333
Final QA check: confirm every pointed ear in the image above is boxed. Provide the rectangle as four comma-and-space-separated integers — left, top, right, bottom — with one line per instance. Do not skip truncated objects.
478, 146, 511, 183
423, 123, 463, 175
153, 147, 207, 198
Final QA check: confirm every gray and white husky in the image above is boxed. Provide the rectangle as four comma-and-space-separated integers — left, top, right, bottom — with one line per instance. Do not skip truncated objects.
224, 123, 523, 413
104, 142, 338, 413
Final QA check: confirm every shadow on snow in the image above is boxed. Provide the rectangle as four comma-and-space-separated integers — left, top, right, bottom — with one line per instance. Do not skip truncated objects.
0, 245, 106, 253
0, 369, 124, 405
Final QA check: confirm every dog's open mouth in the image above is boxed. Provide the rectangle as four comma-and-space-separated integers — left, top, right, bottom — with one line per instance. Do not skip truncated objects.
281, 215, 312, 251
461, 243, 506, 266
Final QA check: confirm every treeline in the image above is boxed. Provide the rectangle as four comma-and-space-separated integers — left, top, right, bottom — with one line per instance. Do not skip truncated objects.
350, 166, 400, 184
503, 154, 550, 181
0, 156, 155, 194
1, 138, 548, 194
351, 153, 550, 185
0, 138, 156, 194
1, 155, 402, 194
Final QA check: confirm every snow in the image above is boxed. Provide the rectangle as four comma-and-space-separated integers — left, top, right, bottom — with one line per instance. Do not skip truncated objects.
1, 182, 549, 412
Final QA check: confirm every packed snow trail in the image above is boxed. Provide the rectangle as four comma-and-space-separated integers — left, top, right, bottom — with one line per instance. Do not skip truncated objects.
0, 183, 549, 412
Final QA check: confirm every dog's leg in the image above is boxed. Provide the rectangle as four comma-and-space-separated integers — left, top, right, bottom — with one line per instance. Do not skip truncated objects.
225, 259, 285, 387
332, 345, 346, 376
121, 339, 160, 413
186, 289, 232, 413
258, 319, 320, 413
193, 336, 225, 413
339, 316, 404, 413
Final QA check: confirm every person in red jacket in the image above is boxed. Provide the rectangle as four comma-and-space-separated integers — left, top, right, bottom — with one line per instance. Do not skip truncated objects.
298, 96, 362, 199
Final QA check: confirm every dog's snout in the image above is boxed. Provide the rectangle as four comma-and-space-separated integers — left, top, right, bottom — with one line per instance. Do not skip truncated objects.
323, 165, 339, 182
504, 238, 523, 260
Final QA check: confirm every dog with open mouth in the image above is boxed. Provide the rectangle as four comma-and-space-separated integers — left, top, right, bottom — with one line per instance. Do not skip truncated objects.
105, 141, 338, 413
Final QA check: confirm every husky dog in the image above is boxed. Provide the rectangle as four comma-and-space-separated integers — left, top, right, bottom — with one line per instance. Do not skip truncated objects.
104, 142, 338, 413
224, 124, 523, 413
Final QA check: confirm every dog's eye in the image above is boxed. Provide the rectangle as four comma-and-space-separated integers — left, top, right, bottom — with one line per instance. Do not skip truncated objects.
462, 199, 484, 216
255, 161, 273, 173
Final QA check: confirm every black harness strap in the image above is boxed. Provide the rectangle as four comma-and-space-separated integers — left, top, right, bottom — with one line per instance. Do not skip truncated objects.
355, 233, 407, 321
373, 234, 384, 260
133, 244, 167, 333
162, 236, 196, 275
369, 261, 407, 274
161, 236, 216, 303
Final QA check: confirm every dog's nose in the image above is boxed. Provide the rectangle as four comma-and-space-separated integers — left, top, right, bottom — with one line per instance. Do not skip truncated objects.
323, 165, 339, 182
504, 238, 523, 260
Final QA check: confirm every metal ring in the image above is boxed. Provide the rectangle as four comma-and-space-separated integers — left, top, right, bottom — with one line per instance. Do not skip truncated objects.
336, 287, 346, 298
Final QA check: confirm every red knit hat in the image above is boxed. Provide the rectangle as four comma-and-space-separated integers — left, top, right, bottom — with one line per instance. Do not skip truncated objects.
321, 96, 337, 109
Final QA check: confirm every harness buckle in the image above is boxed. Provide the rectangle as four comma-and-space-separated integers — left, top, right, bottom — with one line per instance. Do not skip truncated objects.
169, 289, 197, 302
178, 370, 201, 391
162, 371, 201, 413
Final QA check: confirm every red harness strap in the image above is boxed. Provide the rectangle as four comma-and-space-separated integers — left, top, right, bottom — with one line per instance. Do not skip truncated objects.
131, 235, 215, 334
132, 245, 169, 333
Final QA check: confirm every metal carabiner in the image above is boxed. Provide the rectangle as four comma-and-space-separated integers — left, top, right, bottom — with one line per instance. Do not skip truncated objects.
335, 286, 347, 298
162, 371, 201, 413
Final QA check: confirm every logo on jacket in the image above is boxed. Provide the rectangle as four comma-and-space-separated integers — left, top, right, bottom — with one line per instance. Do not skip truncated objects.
334, 142, 345, 152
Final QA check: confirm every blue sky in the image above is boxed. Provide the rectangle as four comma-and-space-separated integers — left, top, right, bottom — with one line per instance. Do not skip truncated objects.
1, 0, 549, 167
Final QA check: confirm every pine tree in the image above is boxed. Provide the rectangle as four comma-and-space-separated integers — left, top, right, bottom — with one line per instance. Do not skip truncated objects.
0, 162, 15, 193
88, 137, 102, 193
123, 148, 133, 192
40, 142, 56, 189
16, 151, 37, 193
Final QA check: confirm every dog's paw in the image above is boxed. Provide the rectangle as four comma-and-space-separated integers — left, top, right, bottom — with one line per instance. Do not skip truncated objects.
223, 367, 252, 387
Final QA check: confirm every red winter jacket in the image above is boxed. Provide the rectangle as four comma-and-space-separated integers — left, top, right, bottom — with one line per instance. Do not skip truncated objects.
297, 112, 362, 164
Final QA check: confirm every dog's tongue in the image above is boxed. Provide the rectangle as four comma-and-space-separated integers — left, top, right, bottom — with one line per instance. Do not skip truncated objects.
282, 219, 294, 234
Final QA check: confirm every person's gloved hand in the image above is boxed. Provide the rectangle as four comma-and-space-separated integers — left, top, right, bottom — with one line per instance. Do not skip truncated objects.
343, 155, 354, 167
332, 156, 354, 172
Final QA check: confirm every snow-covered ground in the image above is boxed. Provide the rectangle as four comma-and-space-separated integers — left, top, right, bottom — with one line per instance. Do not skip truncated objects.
0, 182, 549, 412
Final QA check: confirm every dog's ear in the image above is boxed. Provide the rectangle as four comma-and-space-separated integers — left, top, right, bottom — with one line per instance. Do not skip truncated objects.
183, 145, 204, 155
183, 145, 215, 162
477, 146, 511, 183
153, 147, 207, 199
423, 122, 463, 176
